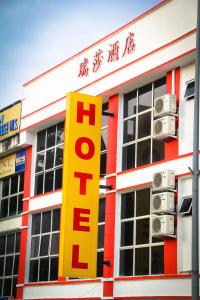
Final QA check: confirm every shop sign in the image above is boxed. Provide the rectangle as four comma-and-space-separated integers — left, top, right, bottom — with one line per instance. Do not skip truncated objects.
0, 149, 26, 179
78, 32, 136, 77
59, 92, 102, 278
0, 102, 21, 142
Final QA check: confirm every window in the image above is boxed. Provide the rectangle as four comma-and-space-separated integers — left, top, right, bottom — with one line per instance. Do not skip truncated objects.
184, 80, 195, 100
122, 78, 165, 170
35, 122, 64, 195
0, 173, 24, 219
119, 189, 164, 276
178, 197, 192, 216
100, 103, 109, 176
29, 208, 60, 282
97, 198, 106, 277
0, 231, 20, 298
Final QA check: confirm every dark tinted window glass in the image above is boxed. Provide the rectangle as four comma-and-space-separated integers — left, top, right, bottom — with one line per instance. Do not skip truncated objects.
5, 256, 13, 275
98, 198, 105, 223
136, 189, 150, 217
154, 77, 166, 99
19, 173, 24, 192
52, 209, 60, 231
0, 279, 2, 296
50, 257, 58, 281
120, 249, 133, 276
37, 130, 46, 152
138, 84, 152, 112
124, 90, 137, 117
121, 192, 134, 219
0, 198, 8, 218
36, 153, 45, 172
97, 251, 104, 277
122, 144, 135, 170
12, 277, 17, 298
29, 260, 38, 282
121, 221, 133, 246
185, 81, 195, 99
2, 178, 9, 196
101, 128, 108, 151
47, 126, 56, 148
13, 254, 19, 275
137, 139, 151, 167
151, 246, 164, 274
55, 145, 63, 166
0, 257, 4, 276
0, 236, 6, 254
45, 149, 55, 170
56, 122, 64, 144
6, 234, 15, 254
39, 258, 49, 281
136, 218, 149, 245
123, 118, 136, 143
31, 237, 40, 258
18, 194, 23, 214
40, 235, 50, 256
32, 213, 41, 235
135, 247, 149, 275
3, 278, 12, 296
138, 112, 151, 139
153, 139, 164, 163
179, 197, 192, 215
55, 168, 62, 190
98, 224, 104, 249
9, 196, 17, 216
35, 174, 44, 195
11, 175, 18, 194
51, 233, 59, 255
100, 152, 107, 175
42, 211, 51, 233
102, 102, 109, 127
44, 171, 54, 193
15, 232, 20, 252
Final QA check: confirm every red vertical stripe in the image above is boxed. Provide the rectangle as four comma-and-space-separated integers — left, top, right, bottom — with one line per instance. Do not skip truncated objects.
103, 94, 118, 297
16, 146, 32, 299
164, 69, 180, 275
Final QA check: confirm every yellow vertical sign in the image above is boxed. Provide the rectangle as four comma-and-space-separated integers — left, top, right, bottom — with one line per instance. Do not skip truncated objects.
59, 92, 102, 278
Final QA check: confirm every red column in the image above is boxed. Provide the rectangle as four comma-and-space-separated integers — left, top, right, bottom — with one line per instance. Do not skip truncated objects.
164, 69, 180, 274
16, 146, 32, 299
103, 94, 118, 298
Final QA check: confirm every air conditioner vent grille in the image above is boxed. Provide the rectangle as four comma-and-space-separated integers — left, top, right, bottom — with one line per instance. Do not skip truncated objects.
153, 218, 161, 233
154, 120, 163, 135
155, 98, 164, 113
153, 195, 161, 210
154, 173, 162, 188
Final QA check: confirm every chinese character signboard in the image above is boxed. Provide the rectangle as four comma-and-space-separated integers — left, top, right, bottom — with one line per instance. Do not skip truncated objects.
59, 92, 102, 278
0, 149, 26, 179
0, 101, 21, 141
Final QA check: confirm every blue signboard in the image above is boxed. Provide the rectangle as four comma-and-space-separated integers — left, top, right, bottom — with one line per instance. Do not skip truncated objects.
15, 149, 26, 173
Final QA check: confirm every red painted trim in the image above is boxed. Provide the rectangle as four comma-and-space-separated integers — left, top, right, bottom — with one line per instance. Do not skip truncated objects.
29, 203, 61, 214
103, 95, 119, 297
20, 49, 195, 133
115, 274, 190, 281
24, 278, 101, 287
117, 181, 152, 193
23, 0, 171, 87
30, 188, 62, 200
29, 298, 100, 300
16, 146, 32, 300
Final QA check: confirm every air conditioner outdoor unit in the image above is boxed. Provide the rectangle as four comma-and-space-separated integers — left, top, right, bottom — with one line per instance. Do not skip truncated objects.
152, 170, 175, 192
154, 94, 176, 118
151, 215, 174, 236
153, 116, 176, 140
151, 192, 175, 214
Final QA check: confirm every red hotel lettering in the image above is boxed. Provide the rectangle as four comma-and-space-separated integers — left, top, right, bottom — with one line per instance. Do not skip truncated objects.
75, 137, 95, 160
74, 172, 93, 195
77, 101, 96, 125
73, 208, 90, 232
72, 245, 88, 269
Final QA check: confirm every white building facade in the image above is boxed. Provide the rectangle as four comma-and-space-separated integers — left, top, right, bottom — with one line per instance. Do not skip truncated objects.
0, 0, 199, 299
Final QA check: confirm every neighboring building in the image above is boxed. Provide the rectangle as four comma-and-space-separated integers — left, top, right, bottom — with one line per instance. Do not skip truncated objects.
0, 0, 199, 299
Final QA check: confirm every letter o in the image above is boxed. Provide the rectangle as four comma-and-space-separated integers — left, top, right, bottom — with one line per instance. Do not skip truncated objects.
75, 137, 95, 160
